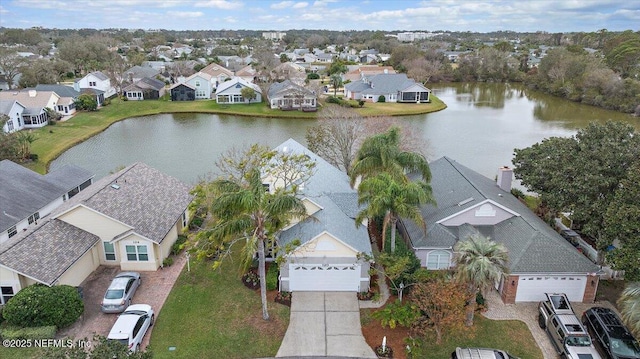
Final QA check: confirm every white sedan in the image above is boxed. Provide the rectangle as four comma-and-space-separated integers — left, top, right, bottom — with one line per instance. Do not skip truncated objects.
107, 304, 154, 352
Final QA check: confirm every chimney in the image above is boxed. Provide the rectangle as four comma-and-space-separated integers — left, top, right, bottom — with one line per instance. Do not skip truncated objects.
28, 90, 37, 97
497, 166, 513, 192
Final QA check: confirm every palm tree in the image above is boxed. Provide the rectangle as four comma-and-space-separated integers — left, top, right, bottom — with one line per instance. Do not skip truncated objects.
330, 73, 343, 96
349, 127, 431, 186
356, 172, 434, 253
618, 282, 640, 338
200, 168, 306, 320
453, 234, 509, 326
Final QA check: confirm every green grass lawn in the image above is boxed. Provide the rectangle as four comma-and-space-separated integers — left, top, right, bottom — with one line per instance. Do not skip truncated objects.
148, 256, 290, 359
0, 347, 38, 359
410, 315, 543, 359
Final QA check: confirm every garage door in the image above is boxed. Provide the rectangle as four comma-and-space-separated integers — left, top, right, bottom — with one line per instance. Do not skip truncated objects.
288, 264, 361, 291
515, 275, 587, 302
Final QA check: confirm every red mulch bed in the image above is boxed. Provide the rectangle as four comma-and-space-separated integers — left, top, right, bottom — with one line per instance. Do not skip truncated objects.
361, 295, 410, 359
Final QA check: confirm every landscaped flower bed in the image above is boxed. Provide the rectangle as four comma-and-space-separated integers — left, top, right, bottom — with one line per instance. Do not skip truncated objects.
241, 270, 260, 290
274, 291, 292, 307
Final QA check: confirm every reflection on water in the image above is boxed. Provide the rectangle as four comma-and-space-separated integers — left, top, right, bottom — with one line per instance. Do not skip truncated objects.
51, 83, 639, 184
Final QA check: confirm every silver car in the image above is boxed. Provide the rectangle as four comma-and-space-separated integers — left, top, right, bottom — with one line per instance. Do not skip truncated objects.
107, 304, 154, 352
101, 272, 141, 313
452, 347, 520, 359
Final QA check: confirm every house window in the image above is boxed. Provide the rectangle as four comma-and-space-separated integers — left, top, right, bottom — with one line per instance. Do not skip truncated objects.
89, 81, 96, 86
125, 245, 148, 261
8, 226, 17, 238
57, 105, 63, 111
27, 212, 40, 225
1, 286, 15, 305
104, 242, 116, 261
6, 120, 13, 132
181, 212, 187, 228
426, 250, 450, 270
195, 80, 200, 87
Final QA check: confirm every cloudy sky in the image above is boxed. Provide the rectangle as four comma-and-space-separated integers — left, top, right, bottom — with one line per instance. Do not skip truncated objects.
0, 0, 638, 33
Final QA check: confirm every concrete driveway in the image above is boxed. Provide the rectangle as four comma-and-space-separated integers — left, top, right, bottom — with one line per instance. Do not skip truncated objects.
276, 292, 377, 358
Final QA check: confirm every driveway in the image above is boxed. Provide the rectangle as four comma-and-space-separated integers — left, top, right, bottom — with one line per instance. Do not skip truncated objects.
57, 254, 186, 350
276, 292, 377, 358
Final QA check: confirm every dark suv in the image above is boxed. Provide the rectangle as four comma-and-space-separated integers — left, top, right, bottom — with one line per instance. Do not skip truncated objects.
583, 307, 640, 359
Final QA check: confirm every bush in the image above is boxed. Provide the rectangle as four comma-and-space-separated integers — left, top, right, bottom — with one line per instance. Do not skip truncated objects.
2, 284, 83, 328
371, 299, 419, 329
189, 217, 204, 230
0, 325, 57, 340
266, 264, 279, 291
307, 73, 320, 80
326, 95, 341, 104
102, 98, 111, 106
378, 95, 386, 102
171, 234, 188, 255
163, 257, 174, 267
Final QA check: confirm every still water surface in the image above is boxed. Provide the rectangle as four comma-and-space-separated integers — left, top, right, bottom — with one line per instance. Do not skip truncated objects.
51, 83, 638, 185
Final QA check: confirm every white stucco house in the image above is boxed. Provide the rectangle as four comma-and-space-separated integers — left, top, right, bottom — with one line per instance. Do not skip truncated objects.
0, 99, 25, 133
267, 80, 317, 111
215, 77, 262, 104
184, 72, 214, 99
73, 71, 116, 98
272, 139, 372, 292
0, 90, 59, 129
0, 162, 193, 304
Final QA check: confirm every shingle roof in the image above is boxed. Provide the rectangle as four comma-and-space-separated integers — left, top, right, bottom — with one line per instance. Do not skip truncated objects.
0, 99, 24, 115
345, 74, 429, 97
124, 66, 160, 79
0, 160, 93, 233
403, 157, 598, 274
215, 77, 262, 95
34, 84, 80, 98
267, 80, 315, 99
0, 90, 57, 111
89, 71, 109, 81
275, 139, 372, 255
123, 77, 165, 92
0, 220, 99, 286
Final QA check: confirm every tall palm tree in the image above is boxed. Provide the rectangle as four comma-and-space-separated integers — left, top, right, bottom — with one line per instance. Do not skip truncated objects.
356, 172, 435, 253
618, 282, 640, 338
330, 73, 343, 96
349, 127, 431, 186
201, 168, 307, 320
453, 234, 509, 326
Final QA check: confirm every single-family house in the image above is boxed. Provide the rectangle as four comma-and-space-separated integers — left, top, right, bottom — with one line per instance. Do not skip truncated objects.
0, 100, 25, 133
399, 158, 600, 304
0, 162, 193, 304
123, 77, 166, 101
315, 53, 334, 63
33, 84, 80, 116
215, 77, 262, 104
273, 139, 372, 292
343, 65, 396, 83
184, 72, 214, 99
73, 71, 116, 98
0, 90, 59, 128
200, 63, 233, 88
267, 80, 317, 111
271, 62, 306, 86
235, 65, 257, 83
344, 73, 430, 103
169, 83, 196, 101
0, 160, 94, 245
123, 66, 160, 85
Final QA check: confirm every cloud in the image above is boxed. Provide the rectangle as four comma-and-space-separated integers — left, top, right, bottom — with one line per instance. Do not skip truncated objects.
167, 11, 205, 18
194, 0, 243, 10
293, 2, 308, 9
0, 5, 8, 14
271, 1, 293, 9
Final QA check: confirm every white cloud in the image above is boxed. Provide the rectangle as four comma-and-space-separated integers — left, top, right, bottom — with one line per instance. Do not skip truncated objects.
271, 1, 293, 9
167, 11, 205, 18
0, 5, 8, 14
194, 0, 243, 10
293, 2, 308, 9
224, 16, 238, 23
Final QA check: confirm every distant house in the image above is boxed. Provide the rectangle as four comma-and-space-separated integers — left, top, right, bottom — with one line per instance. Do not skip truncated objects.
123, 66, 161, 85
235, 65, 257, 83
344, 73, 430, 103
0, 90, 59, 128
268, 80, 317, 111
343, 65, 396, 83
200, 63, 233, 88
0, 99, 25, 133
169, 83, 195, 101
271, 62, 306, 86
33, 84, 80, 116
315, 53, 334, 63
184, 72, 214, 99
0, 162, 192, 304
215, 77, 262, 104
73, 71, 116, 98
123, 77, 166, 101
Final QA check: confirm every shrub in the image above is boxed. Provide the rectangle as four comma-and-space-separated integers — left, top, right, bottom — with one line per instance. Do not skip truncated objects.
510, 188, 525, 199
0, 325, 57, 340
371, 299, 420, 329
307, 73, 320, 80
378, 95, 386, 102
102, 98, 111, 106
189, 216, 204, 230
163, 257, 174, 267
358, 99, 365, 108
326, 96, 341, 104
266, 264, 279, 291
171, 234, 188, 255
2, 284, 83, 328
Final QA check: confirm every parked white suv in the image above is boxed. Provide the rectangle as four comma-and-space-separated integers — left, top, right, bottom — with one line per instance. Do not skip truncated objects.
107, 304, 154, 352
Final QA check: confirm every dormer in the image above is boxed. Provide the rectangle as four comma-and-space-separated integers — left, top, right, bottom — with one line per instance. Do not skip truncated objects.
438, 199, 520, 226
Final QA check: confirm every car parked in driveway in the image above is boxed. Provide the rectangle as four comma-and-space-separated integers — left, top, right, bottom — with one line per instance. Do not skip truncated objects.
101, 272, 141, 313
582, 307, 640, 359
452, 347, 520, 358
107, 304, 154, 352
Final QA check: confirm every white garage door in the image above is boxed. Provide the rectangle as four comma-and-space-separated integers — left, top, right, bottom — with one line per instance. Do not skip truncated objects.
289, 264, 361, 291
515, 275, 587, 302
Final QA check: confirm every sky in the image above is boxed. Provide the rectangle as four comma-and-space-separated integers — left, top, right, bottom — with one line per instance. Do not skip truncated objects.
0, 0, 638, 33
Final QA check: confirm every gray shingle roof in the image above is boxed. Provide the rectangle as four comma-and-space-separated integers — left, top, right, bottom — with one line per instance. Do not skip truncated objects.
0, 220, 99, 286
124, 77, 165, 92
404, 157, 598, 274
124, 66, 160, 79
0, 99, 24, 115
345, 73, 429, 96
90, 71, 109, 81
267, 80, 314, 99
0, 160, 93, 233
275, 139, 372, 255
34, 84, 80, 98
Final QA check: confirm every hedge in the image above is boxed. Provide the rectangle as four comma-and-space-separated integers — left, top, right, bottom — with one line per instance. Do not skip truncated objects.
2, 284, 83, 328
266, 264, 279, 291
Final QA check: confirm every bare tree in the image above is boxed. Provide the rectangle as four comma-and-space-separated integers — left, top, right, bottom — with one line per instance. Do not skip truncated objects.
104, 53, 128, 97
363, 117, 431, 158
0, 47, 25, 89
403, 57, 442, 84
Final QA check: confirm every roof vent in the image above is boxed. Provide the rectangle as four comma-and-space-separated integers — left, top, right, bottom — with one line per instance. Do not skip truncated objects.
457, 197, 474, 206
111, 184, 120, 190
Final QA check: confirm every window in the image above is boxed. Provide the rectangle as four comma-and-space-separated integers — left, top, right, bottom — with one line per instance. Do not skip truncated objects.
426, 250, 450, 270
6, 120, 13, 131
181, 212, 187, 228
125, 245, 148, 261
89, 81, 96, 86
28, 212, 40, 225
104, 242, 116, 261
195, 80, 200, 87
8, 226, 17, 238
1, 286, 15, 305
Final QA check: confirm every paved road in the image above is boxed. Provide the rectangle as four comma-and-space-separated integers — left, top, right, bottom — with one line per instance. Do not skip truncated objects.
276, 292, 377, 358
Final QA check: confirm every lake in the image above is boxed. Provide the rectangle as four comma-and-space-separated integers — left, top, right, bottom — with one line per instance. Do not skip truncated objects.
50, 83, 638, 185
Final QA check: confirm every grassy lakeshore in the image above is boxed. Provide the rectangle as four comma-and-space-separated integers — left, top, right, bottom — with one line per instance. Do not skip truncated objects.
25, 96, 446, 174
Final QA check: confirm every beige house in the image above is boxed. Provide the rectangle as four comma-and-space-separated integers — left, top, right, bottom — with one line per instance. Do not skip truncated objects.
0, 163, 193, 303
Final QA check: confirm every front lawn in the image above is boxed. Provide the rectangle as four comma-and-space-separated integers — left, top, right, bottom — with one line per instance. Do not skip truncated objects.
148, 255, 290, 359
361, 310, 543, 359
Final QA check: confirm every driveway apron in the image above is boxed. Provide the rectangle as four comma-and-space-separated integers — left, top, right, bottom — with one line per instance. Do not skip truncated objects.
276, 292, 376, 358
